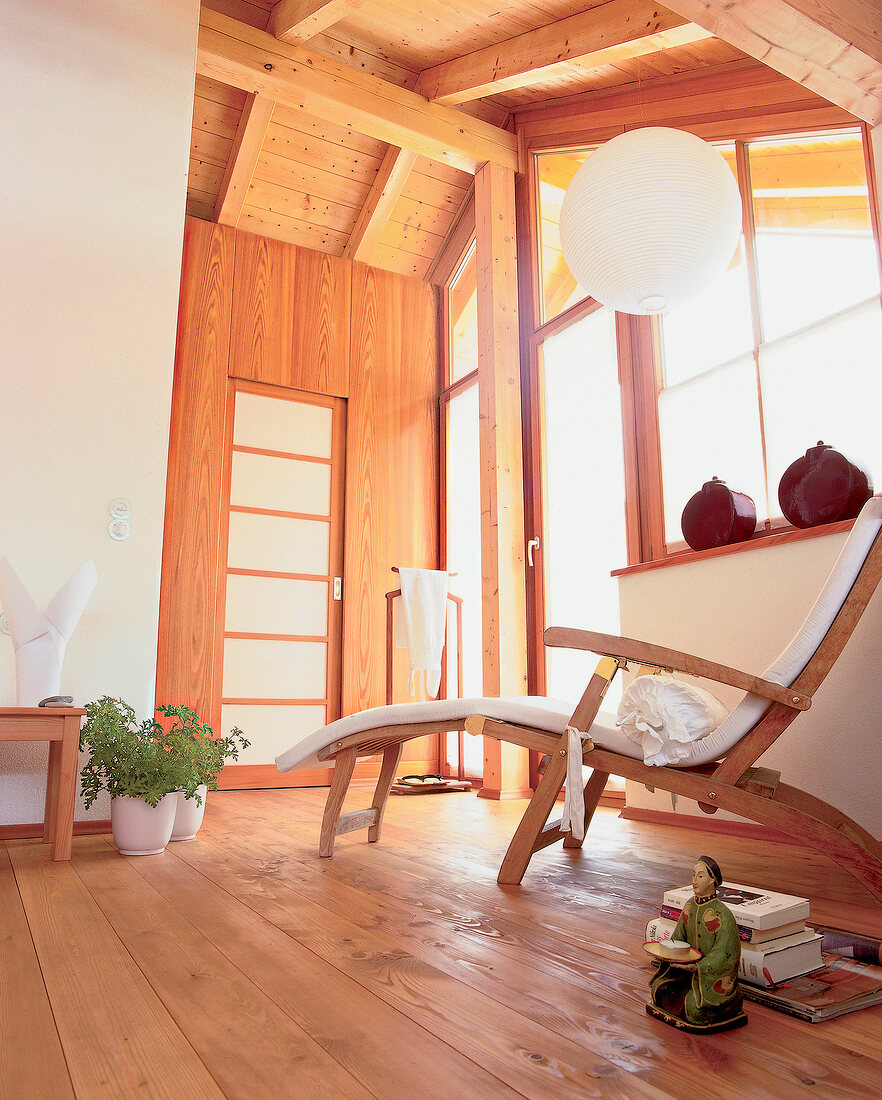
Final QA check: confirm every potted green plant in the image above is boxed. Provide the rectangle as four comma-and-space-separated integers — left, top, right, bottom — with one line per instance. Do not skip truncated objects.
78, 697, 248, 854
157, 704, 249, 841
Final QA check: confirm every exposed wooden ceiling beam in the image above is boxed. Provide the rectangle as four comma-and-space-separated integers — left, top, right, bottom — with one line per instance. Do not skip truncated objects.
212, 93, 275, 226
343, 146, 417, 264
662, 0, 882, 125
415, 0, 712, 106
269, 0, 373, 44
197, 9, 518, 174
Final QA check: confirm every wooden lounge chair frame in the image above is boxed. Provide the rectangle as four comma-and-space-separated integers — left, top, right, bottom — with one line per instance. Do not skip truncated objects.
468, 523, 882, 900
305, 510, 882, 905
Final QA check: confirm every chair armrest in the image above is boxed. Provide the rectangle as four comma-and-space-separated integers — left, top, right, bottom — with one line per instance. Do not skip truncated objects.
544, 627, 810, 711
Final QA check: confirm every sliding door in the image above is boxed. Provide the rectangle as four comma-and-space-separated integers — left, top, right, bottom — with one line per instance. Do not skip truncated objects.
218, 382, 346, 788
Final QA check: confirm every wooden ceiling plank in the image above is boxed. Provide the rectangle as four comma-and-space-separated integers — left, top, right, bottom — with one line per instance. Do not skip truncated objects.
343, 146, 418, 264
197, 9, 518, 174
786, 0, 882, 67
662, 0, 882, 125
256, 149, 372, 207
269, 0, 374, 44
414, 0, 711, 106
213, 93, 276, 226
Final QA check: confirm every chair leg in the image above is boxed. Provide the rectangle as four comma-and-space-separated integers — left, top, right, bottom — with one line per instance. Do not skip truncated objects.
319, 749, 357, 857
368, 743, 402, 843
563, 768, 609, 849
497, 745, 568, 885
498, 657, 621, 883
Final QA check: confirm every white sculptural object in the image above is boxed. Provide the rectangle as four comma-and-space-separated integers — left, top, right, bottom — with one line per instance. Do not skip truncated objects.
0, 557, 97, 705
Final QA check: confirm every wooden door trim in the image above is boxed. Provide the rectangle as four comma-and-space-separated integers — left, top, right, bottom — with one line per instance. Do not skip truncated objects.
219, 380, 347, 778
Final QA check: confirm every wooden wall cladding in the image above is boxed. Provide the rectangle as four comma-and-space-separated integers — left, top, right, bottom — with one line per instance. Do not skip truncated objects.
345, 265, 440, 718
160, 217, 441, 776
229, 230, 351, 397
156, 217, 235, 724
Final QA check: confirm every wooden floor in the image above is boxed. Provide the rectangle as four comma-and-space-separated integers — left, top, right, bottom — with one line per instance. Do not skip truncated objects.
3, 787, 882, 1099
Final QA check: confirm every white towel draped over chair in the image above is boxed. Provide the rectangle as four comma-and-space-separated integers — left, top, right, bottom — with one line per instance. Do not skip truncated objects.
394, 567, 449, 699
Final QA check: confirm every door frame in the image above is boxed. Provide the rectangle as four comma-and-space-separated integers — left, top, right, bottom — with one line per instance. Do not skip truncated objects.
215, 379, 347, 790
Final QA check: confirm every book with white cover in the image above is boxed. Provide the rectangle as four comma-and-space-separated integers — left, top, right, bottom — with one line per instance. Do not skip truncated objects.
661, 880, 810, 931
659, 904, 805, 943
738, 929, 824, 987
645, 917, 823, 988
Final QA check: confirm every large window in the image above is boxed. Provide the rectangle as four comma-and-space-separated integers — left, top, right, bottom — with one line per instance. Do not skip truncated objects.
442, 243, 483, 777
537, 306, 626, 711
536, 126, 882, 559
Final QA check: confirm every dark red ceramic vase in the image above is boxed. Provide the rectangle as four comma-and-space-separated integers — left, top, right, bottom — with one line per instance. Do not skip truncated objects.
681, 477, 757, 552
778, 442, 873, 529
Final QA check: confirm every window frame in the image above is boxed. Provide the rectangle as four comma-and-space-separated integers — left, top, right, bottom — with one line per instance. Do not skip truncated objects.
522, 119, 882, 569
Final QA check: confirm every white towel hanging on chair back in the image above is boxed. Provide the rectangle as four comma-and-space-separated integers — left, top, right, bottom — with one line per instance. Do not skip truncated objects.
395, 568, 449, 699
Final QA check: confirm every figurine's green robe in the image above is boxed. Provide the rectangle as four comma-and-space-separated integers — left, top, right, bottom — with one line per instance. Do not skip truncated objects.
650, 896, 743, 1026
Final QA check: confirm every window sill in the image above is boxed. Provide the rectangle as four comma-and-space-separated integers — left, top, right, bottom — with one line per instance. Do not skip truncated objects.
612, 516, 857, 578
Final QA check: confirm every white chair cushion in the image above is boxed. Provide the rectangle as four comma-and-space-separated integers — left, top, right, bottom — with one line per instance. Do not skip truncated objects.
615, 673, 729, 765
276, 695, 632, 772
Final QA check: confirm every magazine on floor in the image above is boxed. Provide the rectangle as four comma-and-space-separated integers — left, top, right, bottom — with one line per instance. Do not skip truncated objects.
740, 953, 882, 1022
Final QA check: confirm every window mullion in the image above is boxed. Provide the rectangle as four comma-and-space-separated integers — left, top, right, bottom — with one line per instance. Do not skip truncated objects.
735, 139, 772, 525
617, 312, 665, 564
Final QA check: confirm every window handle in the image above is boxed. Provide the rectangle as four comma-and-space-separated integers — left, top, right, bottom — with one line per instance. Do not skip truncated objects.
527, 536, 541, 567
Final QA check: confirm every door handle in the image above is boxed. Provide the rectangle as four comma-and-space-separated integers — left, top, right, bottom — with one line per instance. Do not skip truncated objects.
527, 536, 541, 567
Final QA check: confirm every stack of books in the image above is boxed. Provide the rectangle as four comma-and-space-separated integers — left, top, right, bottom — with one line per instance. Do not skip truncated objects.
645, 879, 822, 988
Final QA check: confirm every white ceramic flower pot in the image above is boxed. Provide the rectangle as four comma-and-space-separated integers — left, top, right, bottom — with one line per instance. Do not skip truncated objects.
110, 792, 177, 855
170, 784, 208, 841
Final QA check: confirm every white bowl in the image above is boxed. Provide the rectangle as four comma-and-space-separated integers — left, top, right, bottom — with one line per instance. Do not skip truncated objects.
660, 939, 692, 958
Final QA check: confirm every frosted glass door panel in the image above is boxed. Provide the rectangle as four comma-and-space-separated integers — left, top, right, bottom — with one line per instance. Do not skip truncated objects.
223, 639, 327, 699
227, 512, 329, 575
233, 392, 332, 457
225, 574, 328, 636
221, 386, 343, 776
231, 451, 331, 515
221, 704, 327, 766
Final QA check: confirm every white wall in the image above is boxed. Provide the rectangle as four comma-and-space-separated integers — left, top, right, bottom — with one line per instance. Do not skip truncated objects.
0, 0, 199, 824
618, 528, 882, 836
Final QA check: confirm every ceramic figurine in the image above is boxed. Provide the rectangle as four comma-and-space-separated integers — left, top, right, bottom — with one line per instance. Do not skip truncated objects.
646, 855, 748, 1033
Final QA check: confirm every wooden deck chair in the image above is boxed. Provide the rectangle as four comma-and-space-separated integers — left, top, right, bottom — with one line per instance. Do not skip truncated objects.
277, 497, 882, 902
467, 497, 882, 900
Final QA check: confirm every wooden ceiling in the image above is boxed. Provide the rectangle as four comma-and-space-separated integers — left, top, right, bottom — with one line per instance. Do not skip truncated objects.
188, 1, 882, 283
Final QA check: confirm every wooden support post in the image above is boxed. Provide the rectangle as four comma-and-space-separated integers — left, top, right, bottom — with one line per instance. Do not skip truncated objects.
474, 161, 530, 801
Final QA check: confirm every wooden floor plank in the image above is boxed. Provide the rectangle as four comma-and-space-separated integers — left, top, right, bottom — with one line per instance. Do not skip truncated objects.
71, 838, 375, 1100
7, 841, 225, 1100
0, 846, 75, 1099
82, 837, 517, 1100
167, 833, 665, 1099
202, 791, 882, 1097
4, 790, 882, 1100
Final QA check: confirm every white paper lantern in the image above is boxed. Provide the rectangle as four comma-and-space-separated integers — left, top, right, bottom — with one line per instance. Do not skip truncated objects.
559, 127, 743, 315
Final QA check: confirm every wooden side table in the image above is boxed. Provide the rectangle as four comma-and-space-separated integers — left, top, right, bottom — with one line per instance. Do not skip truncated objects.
0, 707, 86, 860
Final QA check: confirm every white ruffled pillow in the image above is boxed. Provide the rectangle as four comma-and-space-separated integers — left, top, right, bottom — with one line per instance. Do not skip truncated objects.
615, 673, 729, 766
